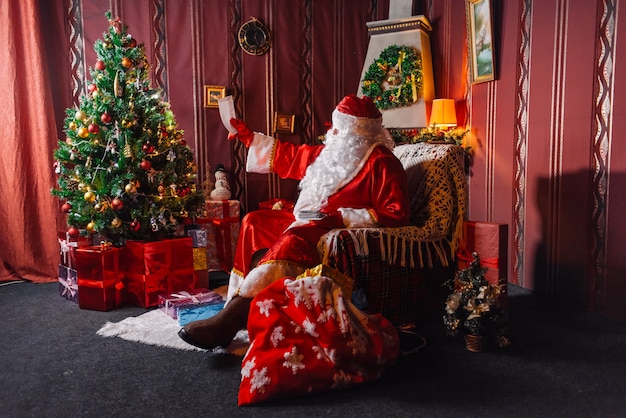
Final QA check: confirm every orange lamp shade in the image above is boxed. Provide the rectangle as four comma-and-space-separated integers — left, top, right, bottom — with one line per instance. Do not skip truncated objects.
429, 99, 457, 128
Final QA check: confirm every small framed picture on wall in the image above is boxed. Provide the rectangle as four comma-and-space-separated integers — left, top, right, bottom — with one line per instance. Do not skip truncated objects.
467, 0, 495, 84
204, 85, 226, 108
273, 112, 295, 134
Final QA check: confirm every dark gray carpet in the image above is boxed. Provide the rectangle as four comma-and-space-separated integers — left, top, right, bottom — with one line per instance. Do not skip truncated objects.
1, 279, 625, 417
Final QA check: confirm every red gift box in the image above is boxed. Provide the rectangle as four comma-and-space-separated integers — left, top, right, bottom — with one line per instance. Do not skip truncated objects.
194, 270, 209, 289
75, 246, 124, 311
456, 221, 508, 287
197, 200, 240, 272
122, 237, 195, 308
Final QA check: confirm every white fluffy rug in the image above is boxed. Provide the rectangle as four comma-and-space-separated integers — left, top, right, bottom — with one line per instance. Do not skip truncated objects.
97, 309, 250, 355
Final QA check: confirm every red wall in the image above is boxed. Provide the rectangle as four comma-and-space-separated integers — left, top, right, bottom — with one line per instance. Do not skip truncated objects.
51, 0, 388, 213
430, 0, 626, 319
46, 0, 626, 320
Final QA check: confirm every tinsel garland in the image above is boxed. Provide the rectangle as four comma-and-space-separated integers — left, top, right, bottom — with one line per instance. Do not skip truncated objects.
390, 127, 469, 148
361, 44, 423, 110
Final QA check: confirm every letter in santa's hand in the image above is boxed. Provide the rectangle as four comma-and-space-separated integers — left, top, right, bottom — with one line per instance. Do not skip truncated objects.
218, 96, 237, 134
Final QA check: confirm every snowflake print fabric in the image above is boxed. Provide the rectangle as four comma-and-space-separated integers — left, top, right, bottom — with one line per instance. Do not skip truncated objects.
238, 275, 399, 406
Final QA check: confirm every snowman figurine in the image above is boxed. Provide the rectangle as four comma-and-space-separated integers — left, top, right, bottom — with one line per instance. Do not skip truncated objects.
210, 164, 232, 200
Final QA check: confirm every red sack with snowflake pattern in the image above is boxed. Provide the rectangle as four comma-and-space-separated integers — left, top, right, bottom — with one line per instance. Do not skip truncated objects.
238, 274, 399, 406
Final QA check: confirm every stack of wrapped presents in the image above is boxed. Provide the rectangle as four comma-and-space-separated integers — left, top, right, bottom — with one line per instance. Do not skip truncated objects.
57, 199, 240, 312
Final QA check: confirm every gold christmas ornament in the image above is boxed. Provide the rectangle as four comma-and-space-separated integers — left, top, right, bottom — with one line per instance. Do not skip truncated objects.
68, 121, 77, 130
84, 191, 96, 202
77, 127, 89, 138
111, 218, 122, 228
123, 142, 133, 158
75, 110, 86, 121
86, 222, 97, 233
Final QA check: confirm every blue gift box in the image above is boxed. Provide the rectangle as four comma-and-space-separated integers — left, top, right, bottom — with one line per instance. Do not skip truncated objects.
177, 301, 226, 326
158, 288, 225, 324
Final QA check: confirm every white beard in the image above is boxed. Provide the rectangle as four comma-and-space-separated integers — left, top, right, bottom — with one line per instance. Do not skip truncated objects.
293, 125, 393, 217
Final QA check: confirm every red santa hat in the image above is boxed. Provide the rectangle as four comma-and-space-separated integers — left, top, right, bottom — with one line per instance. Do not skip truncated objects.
331, 94, 383, 134
335, 94, 382, 119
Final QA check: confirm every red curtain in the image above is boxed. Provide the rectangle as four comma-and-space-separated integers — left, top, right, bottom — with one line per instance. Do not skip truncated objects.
0, 0, 66, 282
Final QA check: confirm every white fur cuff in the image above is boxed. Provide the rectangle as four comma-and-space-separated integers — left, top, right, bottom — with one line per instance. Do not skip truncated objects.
246, 133, 275, 174
338, 207, 376, 228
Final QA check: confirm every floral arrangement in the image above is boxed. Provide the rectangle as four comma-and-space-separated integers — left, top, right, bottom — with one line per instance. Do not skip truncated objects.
361, 44, 423, 110
443, 252, 505, 337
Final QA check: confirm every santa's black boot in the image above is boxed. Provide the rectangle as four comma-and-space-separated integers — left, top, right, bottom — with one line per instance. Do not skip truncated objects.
178, 296, 251, 350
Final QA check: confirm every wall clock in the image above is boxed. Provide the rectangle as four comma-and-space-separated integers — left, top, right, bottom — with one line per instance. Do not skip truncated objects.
238, 17, 271, 56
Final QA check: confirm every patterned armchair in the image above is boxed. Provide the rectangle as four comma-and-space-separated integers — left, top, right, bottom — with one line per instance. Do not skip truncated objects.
317, 143, 467, 327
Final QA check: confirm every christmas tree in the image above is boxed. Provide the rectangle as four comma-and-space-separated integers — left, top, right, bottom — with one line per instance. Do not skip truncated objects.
53, 11, 204, 244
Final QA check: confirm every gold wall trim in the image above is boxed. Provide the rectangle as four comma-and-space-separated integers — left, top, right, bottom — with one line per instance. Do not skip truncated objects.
485, 81, 497, 221
590, 0, 618, 308
513, 0, 532, 287
229, 1, 246, 209
190, 1, 207, 193
546, 0, 569, 294
151, 0, 169, 101
66, 0, 85, 102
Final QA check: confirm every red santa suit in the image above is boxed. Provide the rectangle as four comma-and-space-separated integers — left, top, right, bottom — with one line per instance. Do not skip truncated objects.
227, 95, 410, 301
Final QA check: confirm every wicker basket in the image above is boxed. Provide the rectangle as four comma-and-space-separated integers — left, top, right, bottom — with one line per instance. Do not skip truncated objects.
464, 334, 487, 352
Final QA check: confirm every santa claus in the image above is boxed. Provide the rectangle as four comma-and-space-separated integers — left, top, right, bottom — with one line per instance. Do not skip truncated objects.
178, 94, 410, 350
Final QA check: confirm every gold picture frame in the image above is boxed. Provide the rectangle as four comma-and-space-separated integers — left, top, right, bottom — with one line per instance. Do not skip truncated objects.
204, 85, 226, 108
467, 0, 495, 84
273, 112, 295, 134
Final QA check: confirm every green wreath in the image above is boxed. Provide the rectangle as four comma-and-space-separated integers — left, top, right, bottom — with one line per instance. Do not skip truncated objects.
361, 44, 423, 110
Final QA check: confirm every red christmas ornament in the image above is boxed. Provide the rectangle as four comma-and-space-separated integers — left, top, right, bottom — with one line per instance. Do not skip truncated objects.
111, 197, 123, 210
100, 113, 112, 124
142, 143, 155, 154
95, 60, 105, 71
88, 84, 97, 93
140, 160, 152, 171
179, 139, 187, 146
61, 202, 72, 213
67, 227, 80, 238
88, 123, 99, 134
128, 38, 137, 48
130, 220, 141, 231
